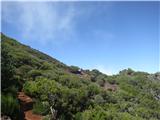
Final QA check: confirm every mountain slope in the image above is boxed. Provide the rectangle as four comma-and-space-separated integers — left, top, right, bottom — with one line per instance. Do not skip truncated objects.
1, 33, 160, 120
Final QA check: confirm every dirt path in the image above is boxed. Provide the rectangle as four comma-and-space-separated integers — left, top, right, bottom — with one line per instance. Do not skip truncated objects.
18, 92, 43, 120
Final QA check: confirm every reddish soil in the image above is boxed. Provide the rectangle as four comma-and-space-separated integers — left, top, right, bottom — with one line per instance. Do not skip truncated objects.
18, 92, 43, 120
24, 110, 42, 120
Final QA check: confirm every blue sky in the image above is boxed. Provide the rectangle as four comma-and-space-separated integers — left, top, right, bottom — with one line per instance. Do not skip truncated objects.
2, 1, 159, 75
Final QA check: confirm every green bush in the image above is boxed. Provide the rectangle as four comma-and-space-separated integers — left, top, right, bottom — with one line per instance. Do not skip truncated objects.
27, 69, 42, 80
70, 66, 80, 73
1, 43, 16, 91
40, 62, 52, 70
1, 94, 20, 119
23, 81, 38, 97
32, 100, 49, 115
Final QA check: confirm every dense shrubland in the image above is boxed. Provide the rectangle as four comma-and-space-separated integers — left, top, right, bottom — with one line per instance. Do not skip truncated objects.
1, 33, 160, 120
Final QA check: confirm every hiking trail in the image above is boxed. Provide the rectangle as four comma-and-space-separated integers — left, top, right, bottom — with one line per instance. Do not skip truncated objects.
18, 92, 43, 120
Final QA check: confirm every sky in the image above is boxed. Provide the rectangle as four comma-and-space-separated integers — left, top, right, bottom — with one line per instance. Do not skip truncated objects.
1, 1, 159, 75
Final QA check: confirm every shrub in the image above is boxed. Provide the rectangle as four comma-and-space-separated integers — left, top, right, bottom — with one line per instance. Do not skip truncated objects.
32, 101, 50, 115
23, 81, 38, 97
93, 95, 105, 104
28, 69, 42, 80
1, 94, 20, 119
70, 66, 80, 73
1, 44, 15, 91
40, 62, 52, 70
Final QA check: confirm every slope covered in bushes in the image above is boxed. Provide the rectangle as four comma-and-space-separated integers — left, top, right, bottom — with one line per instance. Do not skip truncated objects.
1, 33, 160, 120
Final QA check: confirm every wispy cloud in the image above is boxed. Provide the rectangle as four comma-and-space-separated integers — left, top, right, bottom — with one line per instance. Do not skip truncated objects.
2, 2, 76, 46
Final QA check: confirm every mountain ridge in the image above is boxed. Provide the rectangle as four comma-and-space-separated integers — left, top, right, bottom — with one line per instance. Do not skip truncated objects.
1, 33, 160, 120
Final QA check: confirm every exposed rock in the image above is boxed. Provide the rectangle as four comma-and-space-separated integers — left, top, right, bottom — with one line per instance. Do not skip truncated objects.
104, 82, 117, 91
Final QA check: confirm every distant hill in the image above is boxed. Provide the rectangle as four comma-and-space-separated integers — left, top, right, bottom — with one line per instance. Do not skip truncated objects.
1, 33, 160, 120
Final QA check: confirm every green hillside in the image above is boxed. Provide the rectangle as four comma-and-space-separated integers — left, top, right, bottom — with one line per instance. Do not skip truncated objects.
1, 33, 160, 120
